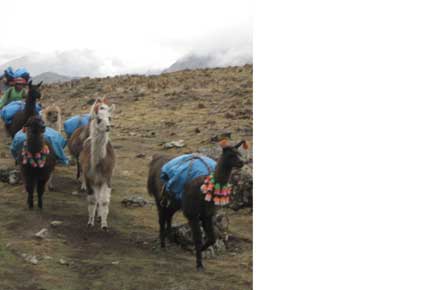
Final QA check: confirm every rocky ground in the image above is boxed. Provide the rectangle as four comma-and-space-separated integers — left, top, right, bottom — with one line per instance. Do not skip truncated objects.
0, 65, 253, 290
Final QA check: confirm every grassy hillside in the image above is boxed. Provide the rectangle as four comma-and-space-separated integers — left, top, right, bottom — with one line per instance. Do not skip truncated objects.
0, 65, 253, 290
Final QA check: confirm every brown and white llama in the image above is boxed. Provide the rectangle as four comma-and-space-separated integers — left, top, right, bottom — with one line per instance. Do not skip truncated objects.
79, 98, 115, 230
19, 116, 56, 209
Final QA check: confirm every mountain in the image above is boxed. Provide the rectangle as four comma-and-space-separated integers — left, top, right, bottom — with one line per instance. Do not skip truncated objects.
164, 51, 253, 73
32, 72, 76, 84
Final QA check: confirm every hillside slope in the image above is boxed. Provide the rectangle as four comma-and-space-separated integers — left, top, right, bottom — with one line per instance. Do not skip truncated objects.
0, 65, 253, 290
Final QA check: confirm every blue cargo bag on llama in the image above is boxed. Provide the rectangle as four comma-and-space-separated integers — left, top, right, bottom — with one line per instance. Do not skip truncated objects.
11, 127, 69, 165
63, 114, 91, 138
0, 101, 42, 125
160, 154, 217, 200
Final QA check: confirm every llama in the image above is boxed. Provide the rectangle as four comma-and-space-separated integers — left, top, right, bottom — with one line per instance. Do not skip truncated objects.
19, 116, 56, 209
79, 98, 115, 230
41, 105, 62, 132
147, 140, 247, 270
41, 104, 62, 190
8, 81, 43, 138
68, 124, 90, 190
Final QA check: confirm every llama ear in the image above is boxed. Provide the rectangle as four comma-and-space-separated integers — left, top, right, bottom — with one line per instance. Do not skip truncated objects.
37, 81, 43, 87
234, 140, 248, 149
219, 139, 230, 149
28, 80, 33, 87
94, 103, 100, 114
102, 97, 110, 105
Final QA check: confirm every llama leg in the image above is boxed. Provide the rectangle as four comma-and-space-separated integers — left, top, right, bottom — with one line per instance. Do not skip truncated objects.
189, 218, 204, 270
166, 207, 179, 241
201, 216, 216, 251
99, 184, 111, 230
87, 189, 98, 227
25, 179, 36, 209
159, 207, 166, 248
37, 179, 46, 209
80, 175, 87, 192
76, 157, 81, 179
46, 172, 54, 191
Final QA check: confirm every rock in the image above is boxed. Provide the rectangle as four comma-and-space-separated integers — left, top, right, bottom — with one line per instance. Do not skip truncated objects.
72, 191, 79, 196
164, 140, 185, 149
122, 170, 130, 176
136, 153, 146, 158
0, 168, 21, 185
194, 128, 201, 133
111, 261, 120, 265
50, 221, 63, 227
229, 164, 253, 211
43, 255, 53, 260
224, 112, 234, 119
59, 258, 69, 265
22, 254, 38, 265
121, 196, 148, 207
170, 212, 230, 256
29, 256, 38, 265
129, 132, 137, 137
35, 228, 48, 239
197, 103, 206, 109
164, 121, 176, 127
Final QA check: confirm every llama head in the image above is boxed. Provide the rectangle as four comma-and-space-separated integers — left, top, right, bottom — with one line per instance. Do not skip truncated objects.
24, 116, 46, 135
218, 139, 247, 169
27, 80, 43, 100
43, 105, 61, 124
90, 98, 115, 133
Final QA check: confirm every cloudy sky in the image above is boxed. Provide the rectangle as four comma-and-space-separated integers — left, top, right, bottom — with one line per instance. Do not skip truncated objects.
1, 0, 252, 76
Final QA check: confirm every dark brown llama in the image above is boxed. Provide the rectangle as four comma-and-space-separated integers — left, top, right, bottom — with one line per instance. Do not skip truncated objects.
19, 116, 56, 209
147, 140, 246, 270
8, 81, 43, 138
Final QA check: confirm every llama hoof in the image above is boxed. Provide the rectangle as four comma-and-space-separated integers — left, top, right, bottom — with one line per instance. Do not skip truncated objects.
196, 265, 205, 272
102, 226, 108, 232
87, 222, 94, 228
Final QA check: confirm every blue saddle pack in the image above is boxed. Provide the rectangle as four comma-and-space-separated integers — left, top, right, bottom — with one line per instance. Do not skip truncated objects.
63, 114, 91, 138
0, 101, 42, 125
11, 127, 69, 165
160, 154, 217, 200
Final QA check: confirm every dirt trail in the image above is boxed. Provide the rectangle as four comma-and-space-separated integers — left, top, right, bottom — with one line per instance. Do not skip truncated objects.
0, 65, 253, 290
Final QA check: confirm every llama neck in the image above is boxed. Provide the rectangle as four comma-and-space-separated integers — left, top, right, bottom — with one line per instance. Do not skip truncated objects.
90, 121, 109, 167
24, 92, 36, 117
26, 132, 44, 154
214, 157, 233, 185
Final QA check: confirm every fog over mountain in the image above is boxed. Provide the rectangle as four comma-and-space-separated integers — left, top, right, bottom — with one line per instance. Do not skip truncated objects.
0, 27, 252, 78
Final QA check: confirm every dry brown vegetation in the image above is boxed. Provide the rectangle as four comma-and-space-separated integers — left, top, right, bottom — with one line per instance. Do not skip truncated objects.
0, 64, 252, 290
